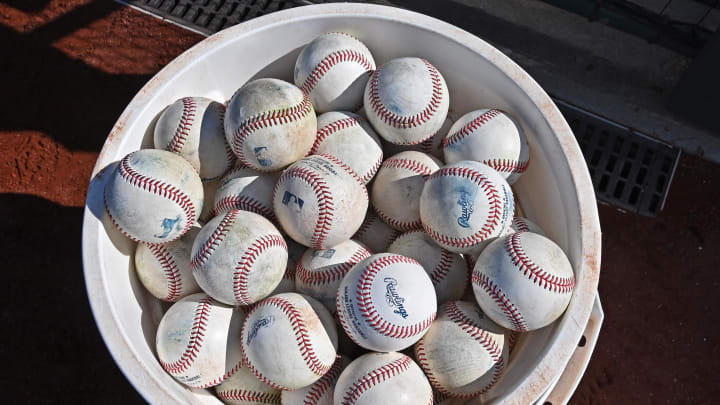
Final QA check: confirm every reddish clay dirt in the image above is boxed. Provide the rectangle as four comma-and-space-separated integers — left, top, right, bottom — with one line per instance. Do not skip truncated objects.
0, 1, 718, 404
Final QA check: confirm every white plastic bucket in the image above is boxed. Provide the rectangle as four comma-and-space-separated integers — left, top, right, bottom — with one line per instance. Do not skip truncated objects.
82, 4, 601, 404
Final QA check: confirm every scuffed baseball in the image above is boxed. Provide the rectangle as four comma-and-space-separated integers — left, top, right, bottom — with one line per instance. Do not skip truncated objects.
214, 363, 281, 405
420, 161, 514, 254
134, 227, 201, 302
154, 97, 235, 181
312, 111, 383, 184
104, 149, 203, 243
156, 293, 245, 388
241, 293, 338, 390
296, 239, 372, 312
371, 151, 441, 231
472, 232, 575, 332
352, 209, 399, 254
364, 57, 449, 145
505, 119, 530, 185
281, 354, 350, 405
213, 163, 279, 225
225, 78, 316, 172
442, 109, 527, 181
273, 154, 368, 249
295, 32, 376, 113
509, 216, 545, 236
415, 301, 507, 398
334, 352, 432, 405
191, 209, 288, 306
387, 230, 468, 303
382, 113, 455, 161
336, 253, 437, 352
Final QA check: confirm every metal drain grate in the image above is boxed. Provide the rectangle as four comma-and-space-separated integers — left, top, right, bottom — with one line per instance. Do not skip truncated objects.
556, 99, 681, 216
120, 0, 345, 36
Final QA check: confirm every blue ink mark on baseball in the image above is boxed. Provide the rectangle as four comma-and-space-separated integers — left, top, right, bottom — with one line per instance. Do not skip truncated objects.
254, 146, 272, 167
387, 102, 405, 116
384, 277, 409, 319
247, 315, 274, 345
282, 191, 304, 210
313, 248, 336, 258
456, 190, 474, 228
155, 215, 182, 238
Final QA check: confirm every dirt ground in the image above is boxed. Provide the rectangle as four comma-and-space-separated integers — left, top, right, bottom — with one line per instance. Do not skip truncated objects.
1, 1, 718, 404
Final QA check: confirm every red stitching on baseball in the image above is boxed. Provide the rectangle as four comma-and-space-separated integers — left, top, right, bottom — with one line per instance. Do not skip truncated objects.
303, 355, 345, 405
374, 206, 422, 233
284, 264, 296, 281
318, 153, 368, 200
356, 254, 436, 339
216, 389, 281, 404
414, 339, 443, 394
167, 97, 197, 153
341, 355, 412, 405
505, 233, 575, 293
312, 117, 361, 154
234, 234, 288, 305
423, 167, 503, 248
442, 109, 501, 148
471, 272, 528, 331
146, 243, 182, 301
300, 49, 374, 96
362, 155, 382, 184
160, 295, 213, 375
445, 302, 503, 360
213, 195, 277, 224
336, 292, 364, 347
191, 210, 239, 271
381, 157, 434, 178
483, 158, 529, 174
231, 95, 313, 169
368, 59, 444, 136
512, 217, 530, 233
219, 104, 236, 170
116, 153, 197, 241
276, 166, 334, 250
242, 296, 331, 389
297, 246, 371, 286
104, 199, 139, 242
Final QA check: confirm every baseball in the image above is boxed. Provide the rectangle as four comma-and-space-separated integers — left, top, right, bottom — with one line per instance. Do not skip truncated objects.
154, 96, 235, 181
214, 362, 281, 405
420, 160, 514, 254
312, 111, 383, 184
104, 149, 203, 243
334, 352, 432, 405
281, 354, 350, 405
414, 300, 508, 398
371, 151, 441, 231
336, 253, 437, 352
156, 293, 245, 388
472, 232, 575, 332
191, 209, 288, 306
442, 109, 529, 182
225, 78, 316, 172
509, 216, 545, 236
364, 57, 449, 145
273, 154, 368, 249
387, 230, 468, 304
382, 113, 455, 161
241, 293, 338, 390
213, 163, 279, 225
296, 239, 372, 312
295, 32, 376, 113
352, 210, 399, 254
134, 226, 201, 302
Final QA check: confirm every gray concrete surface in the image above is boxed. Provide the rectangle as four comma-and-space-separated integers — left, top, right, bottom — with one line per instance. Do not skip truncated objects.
390, 0, 720, 163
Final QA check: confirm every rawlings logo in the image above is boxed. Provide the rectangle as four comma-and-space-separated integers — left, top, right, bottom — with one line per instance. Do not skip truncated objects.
456, 190, 474, 229
246, 316, 274, 345
383, 277, 409, 319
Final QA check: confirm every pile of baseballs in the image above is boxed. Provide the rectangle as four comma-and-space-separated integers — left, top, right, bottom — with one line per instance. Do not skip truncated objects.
104, 31, 576, 404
